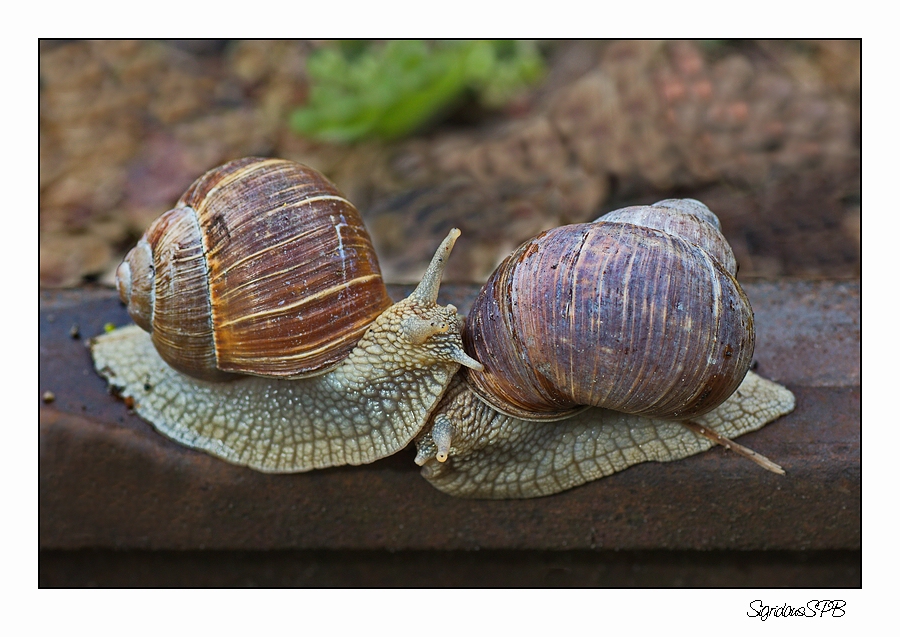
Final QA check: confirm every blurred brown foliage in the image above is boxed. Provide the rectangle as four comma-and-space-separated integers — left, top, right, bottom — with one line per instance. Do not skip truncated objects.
39, 40, 859, 287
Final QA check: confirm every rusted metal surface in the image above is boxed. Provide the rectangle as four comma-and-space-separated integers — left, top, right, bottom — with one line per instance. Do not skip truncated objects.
39, 282, 859, 552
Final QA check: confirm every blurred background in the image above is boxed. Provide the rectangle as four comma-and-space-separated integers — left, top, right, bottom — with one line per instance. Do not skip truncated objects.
38, 39, 861, 589
39, 39, 860, 287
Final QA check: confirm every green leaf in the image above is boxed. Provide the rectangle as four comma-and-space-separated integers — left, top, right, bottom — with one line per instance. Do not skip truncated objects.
290, 40, 545, 143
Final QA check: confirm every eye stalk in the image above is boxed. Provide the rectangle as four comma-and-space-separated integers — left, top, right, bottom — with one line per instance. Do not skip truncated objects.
409, 228, 461, 305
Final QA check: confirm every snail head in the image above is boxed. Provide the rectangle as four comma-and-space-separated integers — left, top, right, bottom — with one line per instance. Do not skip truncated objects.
369, 229, 483, 372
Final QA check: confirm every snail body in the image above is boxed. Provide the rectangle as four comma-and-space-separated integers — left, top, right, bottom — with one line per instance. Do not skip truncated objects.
92, 158, 481, 471
415, 370, 794, 499
91, 158, 795, 496
414, 199, 794, 498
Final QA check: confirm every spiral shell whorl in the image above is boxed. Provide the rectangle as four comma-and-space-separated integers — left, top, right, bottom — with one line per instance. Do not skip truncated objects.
464, 201, 755, 421
595, 198, 737, 275
117, 239, 154, 333
116, 157, 392, 380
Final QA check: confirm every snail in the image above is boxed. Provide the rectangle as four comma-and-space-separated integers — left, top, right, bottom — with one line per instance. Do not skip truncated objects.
91, 157, 795, 498
91, 157, 482, 471
413, 198, 795, 498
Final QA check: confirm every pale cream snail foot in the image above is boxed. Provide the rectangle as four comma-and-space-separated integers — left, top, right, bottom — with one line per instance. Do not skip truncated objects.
91, 320, 465, 472
415, 198, 795, 498
91, 158, 480, 473
93, 164, 798, 499
417, 372, 795, 499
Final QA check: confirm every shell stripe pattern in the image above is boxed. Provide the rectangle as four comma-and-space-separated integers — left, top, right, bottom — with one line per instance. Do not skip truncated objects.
465, 221, 755, 420
177, 157, 391, 377
216, 274, 383, 328
145, 202, 219, 378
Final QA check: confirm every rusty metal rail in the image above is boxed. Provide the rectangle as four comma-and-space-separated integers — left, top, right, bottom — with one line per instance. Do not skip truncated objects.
40, 281, 859, 549
39, 281, 859, 584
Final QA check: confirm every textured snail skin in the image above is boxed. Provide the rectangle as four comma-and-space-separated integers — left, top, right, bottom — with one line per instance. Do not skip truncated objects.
415, 371, 795, 499
92, 187, 796, 497
413, 198, 795, 498
92, 231, 481, 472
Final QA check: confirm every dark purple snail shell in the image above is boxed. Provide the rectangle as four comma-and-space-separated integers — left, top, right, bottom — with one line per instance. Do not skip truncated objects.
463, 199, 755, 421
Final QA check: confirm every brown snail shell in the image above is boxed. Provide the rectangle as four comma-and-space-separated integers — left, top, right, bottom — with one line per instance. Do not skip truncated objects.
116, 157, 392, 381
463, 199, 755, 421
